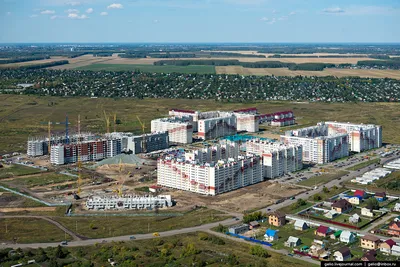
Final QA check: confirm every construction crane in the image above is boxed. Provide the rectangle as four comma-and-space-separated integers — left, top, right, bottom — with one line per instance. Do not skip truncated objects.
76, 114, 83, 197
136, 116, 147, 153
40, 114, 71, 154
113, 112, 117, 133
104, 110, 111, 134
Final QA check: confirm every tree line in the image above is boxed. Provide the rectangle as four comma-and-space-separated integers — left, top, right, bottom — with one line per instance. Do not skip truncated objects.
0, 55, 50, 64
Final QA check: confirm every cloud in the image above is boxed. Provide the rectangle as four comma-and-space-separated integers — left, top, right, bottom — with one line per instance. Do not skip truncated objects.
86, 8, 93, 14
289, 11, 296, 16
107, 3, 123, 9
153, 19, 159, 23
50, 15, 58, 20
260, 17, 269, 21
66, 1, 81, 6
41, 10, 56, 14
272, 9, 277, 14
100, 11, 108, 16
68, 13, 88, 19
65, 9, 79, 13
278, 16, 288, 21
30, 14, 38, 18
322, 7, 345, 14
268, 18, 276, 24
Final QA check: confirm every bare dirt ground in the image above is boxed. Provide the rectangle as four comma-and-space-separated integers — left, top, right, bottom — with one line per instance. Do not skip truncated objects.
0, 57, 69, 68
216, 66, 400, 79
168, 181, 305, 213
48, 54, 115, 69
0, 207, 56, 212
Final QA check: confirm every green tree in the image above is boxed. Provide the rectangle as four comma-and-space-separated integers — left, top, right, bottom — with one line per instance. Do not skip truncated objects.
313, 194, 322, 201
366, 198, 380, 210
323, 186, 329, 193
181, 243, 199, 257
249, 245, 270, 258
215, 224, 228, 233
55, 245, 67, 259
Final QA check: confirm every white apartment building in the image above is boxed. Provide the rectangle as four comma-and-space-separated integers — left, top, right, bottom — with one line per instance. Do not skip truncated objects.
234, 113, 260, 132
86, 195, 173, 210
246, 139, 303, 178
325, 122, 382, 152
198, 112, 237, 140
27, 140, 43, 157
157, 143, 263, 195
169, 109, 199, 131
151, 117, 193, 144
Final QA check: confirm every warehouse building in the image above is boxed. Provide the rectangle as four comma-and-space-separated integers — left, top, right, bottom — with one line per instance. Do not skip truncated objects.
86, 195, 173, 210
198, 112, 237, 140
325, 122, 382, 152
246, 139, 303, 178
151, 117, 193, 144
157, 142, 263, 195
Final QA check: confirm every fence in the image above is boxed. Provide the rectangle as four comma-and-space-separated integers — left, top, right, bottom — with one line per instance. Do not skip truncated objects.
226, 232, 272, 247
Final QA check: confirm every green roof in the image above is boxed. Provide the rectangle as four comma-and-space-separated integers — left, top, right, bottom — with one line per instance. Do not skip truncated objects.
334, 230, 343, 237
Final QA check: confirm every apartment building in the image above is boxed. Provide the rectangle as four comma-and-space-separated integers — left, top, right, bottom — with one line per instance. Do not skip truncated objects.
198, 112, 237, 140
151, 117, 193, 144
86, 195, 173, 210
234, 113, 260, 132
126, 132, 169, 154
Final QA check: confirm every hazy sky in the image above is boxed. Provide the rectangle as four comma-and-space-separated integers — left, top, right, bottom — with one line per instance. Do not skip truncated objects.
1, 0, 400, 43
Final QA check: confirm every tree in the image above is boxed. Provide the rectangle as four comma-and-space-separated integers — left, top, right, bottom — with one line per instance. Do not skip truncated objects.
366, 198, 380, 210
215, 224, 228, 233
181, 243, 199, 257
313, 194, 322, 201
333, 185, 338, 190
323, 186, 329, 193
55, 245, 67, 259
249, 245, 270, 258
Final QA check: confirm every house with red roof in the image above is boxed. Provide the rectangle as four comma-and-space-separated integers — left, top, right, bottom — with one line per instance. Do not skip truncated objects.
315, 225, 332, 237
354, 190, 367, 199
388, 221, 400, 237
379, 239, 397, 255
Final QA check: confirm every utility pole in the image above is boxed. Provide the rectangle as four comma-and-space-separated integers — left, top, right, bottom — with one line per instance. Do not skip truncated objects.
5, 222, 8, 234
75, 220, 78, 232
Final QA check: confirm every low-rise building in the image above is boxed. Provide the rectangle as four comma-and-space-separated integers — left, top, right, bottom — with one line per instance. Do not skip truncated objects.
340, 231, 356, 244
331, 230, 342, 240
264, 229, 278, 242
348, 196, 361, 205
394, 203, 400, 212
334, 247, 351, 261
361, 250, 377, 262
294, 220, 308, 231
360, 235, 381, 250
228, 224, 249, 235
249, 221, 260, 230
315, 225, 331, 237
374, 192, 387, 202
285, 236, 301, 247
349, 213, 361, 224
332, 199, 353, 214
361, 207, 374, 218
85, 195, 173, 210
354, 190, 367, 199
268, 211, 286, 226
379, 239, 397, 255
392, 245, 400, 256
388, 221, 400, 237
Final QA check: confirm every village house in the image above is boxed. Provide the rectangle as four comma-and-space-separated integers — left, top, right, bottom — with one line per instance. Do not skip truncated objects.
294, 220, 308, 231
331, 230, 342, 240
332, 199, 353, 213
388, 221, 400, 237
349, 213, 360, 224
392, 245, 400, 256
325, 209, 339, 219
360, 235, 381, 250
268, 211, 286, 226
361, 207, 374, 217
315, 225, 331, 237
374, 192, 386, 202
394, 203, 400, 212
379, 239, 397, 255
334, 247, 351, 261
361, 250, 377, 262
354, 190, 367, 199
249, 221, 260, 230
340, 231, 356, 244
285, 236, 301, 247
264, 229, 278, 242
348, 196, 361, 205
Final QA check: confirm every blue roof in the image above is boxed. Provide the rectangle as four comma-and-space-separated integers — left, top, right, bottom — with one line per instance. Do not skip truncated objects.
266, 229, 277, 236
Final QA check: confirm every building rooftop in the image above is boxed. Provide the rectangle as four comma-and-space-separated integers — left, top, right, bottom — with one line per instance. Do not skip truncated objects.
361, 235, 381, 242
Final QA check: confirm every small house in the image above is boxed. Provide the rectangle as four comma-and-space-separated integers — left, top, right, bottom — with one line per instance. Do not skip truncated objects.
294, 220, 308, 231
325, 209, 339, 219
249, 221, 260, 230
348, 196, 361, 205
391, 245, 400, 256
228, 224, 249, 235
349, 213, 361, 224
374, 192, 386, 202
360, 235, 381, 250
354, 190, 367, 199
340, 231, 356, 244
334, 247, 351, 261
379, 239, 396, 254
361, 250, 377, 262
264, 229, 278, 242
394, 203, 400, 212
285, 236, 301, 247
388, 221, 400, 237
361, 207, 374, 218
268, 211, 286, 226
332, 199, 352, 213
331, 230, 342, 240
315, 225, 331, 237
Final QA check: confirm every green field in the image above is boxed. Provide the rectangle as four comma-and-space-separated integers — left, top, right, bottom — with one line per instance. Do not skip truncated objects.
1, 96, 400, 154
0, 232, 310, 267
0, 218, 72, 243
346, 158, 380, 171
76, 64, 216, 74
53, 208, 229, 239
3, 173, 76, 188
0, 164, 43, 179
298, 170, 349, 187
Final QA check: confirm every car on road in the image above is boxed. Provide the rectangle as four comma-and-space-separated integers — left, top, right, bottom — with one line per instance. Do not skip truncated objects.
290, 196, 296, 200
234, 217, 240, 221
101, 240, 107, 243
60, 241, 68, 246
130, 236, 136, 240
267, 208, 271, 211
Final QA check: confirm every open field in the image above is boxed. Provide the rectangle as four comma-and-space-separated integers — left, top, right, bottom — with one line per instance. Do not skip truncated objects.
48, 54, 116, 70
2, 173, 77, 189
53, 207, 229, 238
76, 63, 216, 74
1, 96, 400, 154
0, 164, 43, 179
298, 170, 349, 187
0, 218, 72, 243
0, 232, 311, 267
0, 56, 68, 68
216, 66, 400, 79
0, 190, 46, 208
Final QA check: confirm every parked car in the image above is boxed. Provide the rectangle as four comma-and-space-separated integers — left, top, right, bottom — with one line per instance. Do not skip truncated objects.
130, 236, 136, 240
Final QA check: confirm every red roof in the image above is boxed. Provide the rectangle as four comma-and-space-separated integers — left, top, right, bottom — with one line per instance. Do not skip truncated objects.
169, 109, 195, 114
233, 107, 257, 113
317, 225, 330, 234
149, 185, 162, 189
354, 190, 366, 197
384, 239, 396, 248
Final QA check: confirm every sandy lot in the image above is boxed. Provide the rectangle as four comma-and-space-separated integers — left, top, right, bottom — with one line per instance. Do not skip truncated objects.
49, 54, 115, 69
169, 181, 305, 213
216, 66, 400, 79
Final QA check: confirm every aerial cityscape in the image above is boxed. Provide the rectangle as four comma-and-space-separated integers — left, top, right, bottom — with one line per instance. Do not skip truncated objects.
1, 0, 400, 266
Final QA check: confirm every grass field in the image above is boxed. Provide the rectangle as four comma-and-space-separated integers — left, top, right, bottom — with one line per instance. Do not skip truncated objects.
53, 208, 229, 239
75, 63, 216, 74
346, 158, 380, 171
1, 96, 400, 154
298, 171, 349, 187
3, 173, 77, 188
277, 201, 314, 215
346, 170, 400, 194
0, 218, 72, 243
0, 56, 68, 69
0, 164, 43, 179
215, 66, 400, 79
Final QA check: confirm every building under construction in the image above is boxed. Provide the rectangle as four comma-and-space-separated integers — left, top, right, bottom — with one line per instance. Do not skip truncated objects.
85, 194, 173, 210
126, 132, 169, 154
151, 117, 193, 144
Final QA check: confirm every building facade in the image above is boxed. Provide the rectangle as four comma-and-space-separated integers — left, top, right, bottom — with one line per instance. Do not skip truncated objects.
151, 117, 193, 144
85, 195, 173, 210
198, 112, 237, 140
126, 132, 169, 154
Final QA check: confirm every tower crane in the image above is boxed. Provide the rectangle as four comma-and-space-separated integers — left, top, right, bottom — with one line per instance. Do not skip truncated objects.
76, 114, 83, 197
113, 112, 117, 133
136, 116, 147, 153
104, 110, 111, 134
39, 114, 71, 155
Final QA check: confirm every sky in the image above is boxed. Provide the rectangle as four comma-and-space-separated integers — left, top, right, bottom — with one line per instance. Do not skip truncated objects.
0, 0, 400, 43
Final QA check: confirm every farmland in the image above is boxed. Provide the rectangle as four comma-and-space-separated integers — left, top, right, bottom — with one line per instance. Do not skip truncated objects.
1, 95, 400, 154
